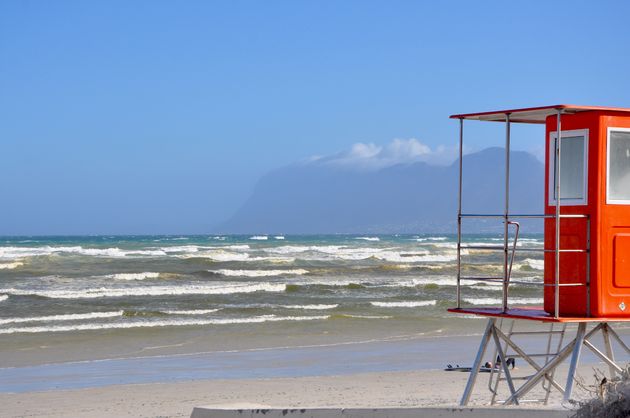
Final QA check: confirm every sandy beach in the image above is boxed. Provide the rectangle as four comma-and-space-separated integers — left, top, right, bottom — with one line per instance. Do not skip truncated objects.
0, 326, 611, 418
0, 367, 585, 418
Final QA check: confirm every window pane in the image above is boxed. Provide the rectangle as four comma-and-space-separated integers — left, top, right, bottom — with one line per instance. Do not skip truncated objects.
553, 136, 584, 200
609, 131, 630, 201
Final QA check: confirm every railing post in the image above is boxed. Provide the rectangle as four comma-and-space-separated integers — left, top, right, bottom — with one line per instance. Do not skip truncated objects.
555, 110, 562, 318
503, 113, 511, 313
457, 118, 464, 308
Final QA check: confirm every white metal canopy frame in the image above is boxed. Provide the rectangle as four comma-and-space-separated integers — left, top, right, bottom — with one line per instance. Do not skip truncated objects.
449, 105, 630, 406
452, 105, 592, 317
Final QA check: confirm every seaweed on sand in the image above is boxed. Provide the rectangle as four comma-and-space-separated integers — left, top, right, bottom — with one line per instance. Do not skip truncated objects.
572, 365, 630, 418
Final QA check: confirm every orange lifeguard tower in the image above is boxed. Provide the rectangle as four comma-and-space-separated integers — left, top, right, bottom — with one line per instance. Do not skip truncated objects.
449, 105, 630, 405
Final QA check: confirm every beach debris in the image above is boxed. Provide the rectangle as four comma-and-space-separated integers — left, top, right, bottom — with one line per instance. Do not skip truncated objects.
571, 365, 630, 418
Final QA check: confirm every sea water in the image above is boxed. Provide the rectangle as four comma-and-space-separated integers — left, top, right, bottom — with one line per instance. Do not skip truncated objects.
0, 234, 546, 368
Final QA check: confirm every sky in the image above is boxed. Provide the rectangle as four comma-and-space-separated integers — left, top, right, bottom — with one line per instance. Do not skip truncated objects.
2, 0, 630, 235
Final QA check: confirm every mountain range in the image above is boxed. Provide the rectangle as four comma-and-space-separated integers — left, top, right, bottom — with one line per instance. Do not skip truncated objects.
217, 147, 545, 234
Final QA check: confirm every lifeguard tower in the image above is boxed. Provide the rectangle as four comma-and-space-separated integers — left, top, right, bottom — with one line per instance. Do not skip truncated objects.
449, 105, 630, 405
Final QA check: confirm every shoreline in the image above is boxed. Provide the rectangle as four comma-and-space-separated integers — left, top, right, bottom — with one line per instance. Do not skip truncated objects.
1, 323, 622, 393
0, 324, 613, 417
0, 330, 482, 392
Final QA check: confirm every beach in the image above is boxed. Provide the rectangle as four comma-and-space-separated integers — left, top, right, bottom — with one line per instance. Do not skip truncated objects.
0, 356, 598, 418
0, 326, 618, 417
0, 235, 612, 416
0, 369, 516, 417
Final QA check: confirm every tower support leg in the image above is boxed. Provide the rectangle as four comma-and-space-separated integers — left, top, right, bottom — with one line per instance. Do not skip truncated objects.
564, 322, 586, 401
602, 323, 617, 378
460, 318, 494, 406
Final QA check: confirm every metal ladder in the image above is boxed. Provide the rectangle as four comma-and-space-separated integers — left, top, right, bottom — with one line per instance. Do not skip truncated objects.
488, 319, 567, 404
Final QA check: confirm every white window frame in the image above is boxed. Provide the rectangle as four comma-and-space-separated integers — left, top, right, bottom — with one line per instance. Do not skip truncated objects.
606, 127, 630, 204
548, 129, 589, 206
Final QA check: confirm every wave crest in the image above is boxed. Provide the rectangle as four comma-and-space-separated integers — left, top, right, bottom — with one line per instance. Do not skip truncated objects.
209, 269, 308, 277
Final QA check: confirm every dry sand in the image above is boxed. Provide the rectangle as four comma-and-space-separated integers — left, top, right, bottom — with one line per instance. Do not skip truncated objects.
0, 367, 587, 418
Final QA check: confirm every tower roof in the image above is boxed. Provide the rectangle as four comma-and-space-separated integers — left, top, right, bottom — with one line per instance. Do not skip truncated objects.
450, 104, 630, 124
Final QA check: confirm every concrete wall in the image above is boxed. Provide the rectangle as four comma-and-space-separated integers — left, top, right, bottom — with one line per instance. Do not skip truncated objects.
191, 407, 572, 418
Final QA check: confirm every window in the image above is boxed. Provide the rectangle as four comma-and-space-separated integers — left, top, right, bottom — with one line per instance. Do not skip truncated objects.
548, 129, 588, 206
607, 128, 630, 204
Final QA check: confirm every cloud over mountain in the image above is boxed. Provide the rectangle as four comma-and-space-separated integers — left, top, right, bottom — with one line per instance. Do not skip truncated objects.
308, 138, 457, 170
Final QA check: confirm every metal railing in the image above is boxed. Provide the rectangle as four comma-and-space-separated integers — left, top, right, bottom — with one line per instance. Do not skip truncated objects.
455, 110, 591, 318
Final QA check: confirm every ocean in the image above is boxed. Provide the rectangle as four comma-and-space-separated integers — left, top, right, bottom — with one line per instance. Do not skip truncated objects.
0, 234, 546, 371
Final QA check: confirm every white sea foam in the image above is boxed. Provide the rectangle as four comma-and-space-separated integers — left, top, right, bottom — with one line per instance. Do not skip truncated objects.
336, 314, 392, 319
0, 246, 166, 259
162, 309, 220, 315
521, 258, 545, 270
161, 245, 202, 253
178, 251, 251, 262
108, 272, 160, 281
0, 261, 23, 269
0, 295, 7, 302
265, 245, 458, 263
370, 300, 437, 308
221, 303, 338, 310
249, 235, 268, 240
274, 236, 285, 240
0, 315, 329, 334
279, 304, 338, 310
0, 311, 123, 325
355, 237, 380, 241
248, 256, 296, 263
374, 251, 455, 263
223, 245, 251, 250
414, 237, 448, 242
0, 283, 286, 299
463, 297, 543, 305
210, 269, 309, 277
385, 277, 500, 287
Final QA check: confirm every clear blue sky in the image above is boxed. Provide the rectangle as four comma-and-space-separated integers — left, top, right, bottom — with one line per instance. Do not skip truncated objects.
2, 0, 629, 234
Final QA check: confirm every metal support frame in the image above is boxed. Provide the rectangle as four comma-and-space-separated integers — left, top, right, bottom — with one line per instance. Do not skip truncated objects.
460, 318, 630, 406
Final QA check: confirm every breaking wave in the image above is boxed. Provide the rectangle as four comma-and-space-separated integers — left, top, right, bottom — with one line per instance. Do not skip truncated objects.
0, 261, 23, 269
162, 309, 221, 315
0, 246, 166, 259
209, 269, 309, 277
108, 272, 161, 281
0, 283, 286, 299
0, 315, 329, 334
279, 304, 338, 310
355, 237, 380, 241
463, 297, 543, 305
249, 236, 268, 240
519, 258, 544, 271
370, 300, 437, 308
0, 311, 123, 325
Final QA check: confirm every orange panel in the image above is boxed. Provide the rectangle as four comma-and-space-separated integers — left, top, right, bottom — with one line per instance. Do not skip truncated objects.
613, 234, 630, 288
543, 111, 630, 318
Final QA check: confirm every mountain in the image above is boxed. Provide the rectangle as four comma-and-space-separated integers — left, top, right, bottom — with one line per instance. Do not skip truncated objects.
217, 147, 545, 234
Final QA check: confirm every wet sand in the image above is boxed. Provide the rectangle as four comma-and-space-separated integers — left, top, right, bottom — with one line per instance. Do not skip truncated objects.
2, 321, 623, 417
